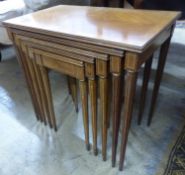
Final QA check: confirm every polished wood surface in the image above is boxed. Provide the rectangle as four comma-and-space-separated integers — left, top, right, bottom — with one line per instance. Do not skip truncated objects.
4, 5, 180, 52
4, 5, 180, 172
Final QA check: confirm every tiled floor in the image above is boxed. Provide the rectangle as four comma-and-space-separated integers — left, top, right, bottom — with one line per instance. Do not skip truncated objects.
0, 27, 184, 175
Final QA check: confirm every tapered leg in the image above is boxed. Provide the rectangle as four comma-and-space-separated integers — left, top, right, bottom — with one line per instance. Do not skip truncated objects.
15, 46, 40, 121
107, 75, 112, 129
23, 50, 45, 123
79, 80, 90, 151
89, 79, 98, 155
138, 56, 153, 125
39, 66, 57, 131
119, 70, 137, 171
112, 74, 122, 167
68, 77, 78, 113
99, 77, 108, 161
32, 60, 48, 125
147, 38, 171, 126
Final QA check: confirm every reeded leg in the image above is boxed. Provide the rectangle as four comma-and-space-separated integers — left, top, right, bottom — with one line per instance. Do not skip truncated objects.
39, 66, 57, 131
112, 73, 122, 167
88, 78, 98, 155
99, 77, 108, 161
138, 56, 153, 125
119, 70, 137, 171
147, 38, 171, 126
68, 77, 78, 113
79, 80, 90, 151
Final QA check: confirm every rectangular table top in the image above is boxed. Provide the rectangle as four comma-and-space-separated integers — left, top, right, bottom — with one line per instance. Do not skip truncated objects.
3, 5, 180, 52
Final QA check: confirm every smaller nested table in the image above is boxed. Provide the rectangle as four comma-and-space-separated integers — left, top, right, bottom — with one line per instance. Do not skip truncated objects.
4, 5, 180, 171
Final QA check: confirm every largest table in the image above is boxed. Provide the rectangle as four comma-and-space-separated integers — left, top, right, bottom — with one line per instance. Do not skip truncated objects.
3, 5, 180, 171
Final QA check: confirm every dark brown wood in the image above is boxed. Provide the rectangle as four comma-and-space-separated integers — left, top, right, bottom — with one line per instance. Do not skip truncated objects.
68, 77, 78, 112
110, 56, 123, 167
147, 37, 171, 126
138, 55, 153, 125
119, 69, 138, 171
88, 78, 98, 155
96, 59, 109, 161
4, 6, 179, 172
79, 80, 90, 151
99, 77, 108, 161
112, 73, 122, 167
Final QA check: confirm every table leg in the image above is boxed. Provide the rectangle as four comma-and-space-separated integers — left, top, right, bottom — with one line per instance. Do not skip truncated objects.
119, 70, 137, 171
39, 66, 57, 131
24, 51, 45, 123
14, 45, 40, 121
112, 73, 122, 167
99, 77, 108, 161
138, 55, 153, 125
32, 59, 48, 126
68, 77, 78, 113
107, 75, 112, 129
88, 78, 98, 155
147, 37, 171, 126
79, 80, 90, 151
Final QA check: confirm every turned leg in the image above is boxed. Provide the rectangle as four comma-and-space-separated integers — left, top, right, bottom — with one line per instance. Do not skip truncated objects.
119, 70, 137, 171
138, 55, 153, 125
147, 37, 171, 126
79, 80, 90, 151
112, 73, 122, 167
68, 77, 78, 113
88, 78, 98, 155
39, 66, 57, 131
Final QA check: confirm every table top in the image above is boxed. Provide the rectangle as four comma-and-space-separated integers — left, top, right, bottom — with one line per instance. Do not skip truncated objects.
4, 5, 181, 52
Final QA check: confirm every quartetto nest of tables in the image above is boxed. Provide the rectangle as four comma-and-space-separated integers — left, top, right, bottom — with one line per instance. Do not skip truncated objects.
3, 5, 181, 171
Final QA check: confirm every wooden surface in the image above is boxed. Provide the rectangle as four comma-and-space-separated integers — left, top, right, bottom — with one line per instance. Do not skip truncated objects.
4, 5, 180, 172
3, 5, 180, 52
